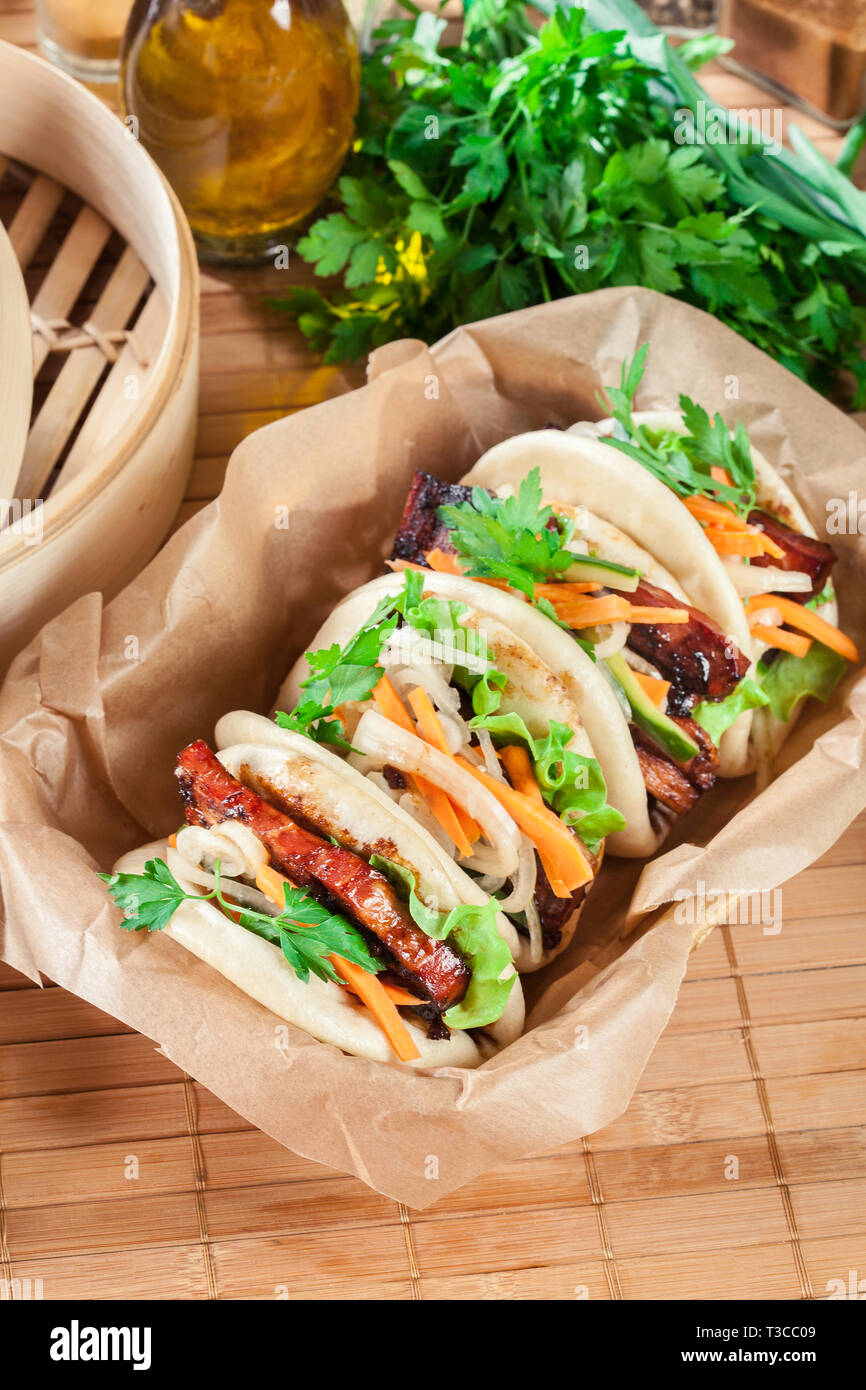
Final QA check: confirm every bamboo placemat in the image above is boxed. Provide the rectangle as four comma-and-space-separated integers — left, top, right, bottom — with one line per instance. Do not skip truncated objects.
1, 2, 865, 1301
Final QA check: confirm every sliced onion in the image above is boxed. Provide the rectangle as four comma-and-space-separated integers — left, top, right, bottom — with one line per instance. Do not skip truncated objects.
175, 825, 247, 880
352, 709, 521, 877
388, 662, 461, 718
381, 629, 490, 676
476, 873, 507, 895
591, 621, 628, 660
166, 845, 278, 916
496, 833, 537, 914
461, 843, 512, 874
623, 649, 662, 679
524, 895, 544, 965
474, 727, 505, 781
748, 604, 783, 629
386, 663, 470, 753
723, 559, 812, 597
397, 790, 457, 857
210, 821, 269, 877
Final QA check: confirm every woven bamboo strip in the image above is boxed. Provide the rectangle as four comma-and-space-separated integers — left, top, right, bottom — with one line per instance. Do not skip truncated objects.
29, 203, 112, 377
5, 171, 64, 269
8, 1191, 206, 1259
616, 1242, 803, 1300
52, 282, 167, 487
0, 1033, 179, 1100
17, 245, 151, 498
3, 1136, 201, 1209
11, 1244, 211, 1300
0, 217, 32, 497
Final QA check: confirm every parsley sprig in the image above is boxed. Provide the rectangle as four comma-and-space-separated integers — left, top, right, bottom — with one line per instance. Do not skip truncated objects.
273, 0, 866, 407
277, 571, 424, 747
437, 467, 637, 638
278, 568, 512, 739
599, 344, 757, 518
99, 858, 381, 986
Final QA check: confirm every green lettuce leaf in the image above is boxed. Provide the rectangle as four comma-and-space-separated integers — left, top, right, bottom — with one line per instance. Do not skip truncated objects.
692, 677, 769, 745
370, 855, 516, 1029
468, 711, 625, 852
757, 641, 847, 723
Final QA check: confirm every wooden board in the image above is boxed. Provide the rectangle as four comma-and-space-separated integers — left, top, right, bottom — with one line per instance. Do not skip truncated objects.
1, 2, 864, 1301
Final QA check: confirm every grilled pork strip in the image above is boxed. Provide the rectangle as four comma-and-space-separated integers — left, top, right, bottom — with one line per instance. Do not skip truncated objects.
391, 471, 473, 564
175, 741, 470, 1012
629, 715, 719, 816
626, 579, 749, 705
747, 509, 836, 601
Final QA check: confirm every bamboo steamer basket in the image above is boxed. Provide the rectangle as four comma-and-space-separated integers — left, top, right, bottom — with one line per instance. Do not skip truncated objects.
0, 40, 198, 673
0, 217, 33, 496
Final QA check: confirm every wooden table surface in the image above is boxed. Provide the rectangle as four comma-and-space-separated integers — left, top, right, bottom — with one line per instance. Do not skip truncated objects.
1, 2, 865, 1302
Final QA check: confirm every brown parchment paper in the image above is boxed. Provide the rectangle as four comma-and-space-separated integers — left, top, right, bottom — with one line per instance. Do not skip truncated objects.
1, 286, 865, 1209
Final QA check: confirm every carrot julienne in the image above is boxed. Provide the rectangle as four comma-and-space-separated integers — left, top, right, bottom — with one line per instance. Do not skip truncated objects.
745, 594, 858, 663
255, 862, 420, 1063
373, 675, 474, 856
424, 547, 463, 575
407, 685, 481, 845
632, 671, 671, 707
684, 495, 785, 558
538, 592, 689, 627
749, 624, 813, 658
454, 754, 591, 896
684, 495, 745, 530
498, 743, 544, 805
496, 747, 569, 894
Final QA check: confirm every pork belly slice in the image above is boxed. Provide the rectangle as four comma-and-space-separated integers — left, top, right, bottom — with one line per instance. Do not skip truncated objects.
747, 509, 836, 601
175, 740, 470, 1012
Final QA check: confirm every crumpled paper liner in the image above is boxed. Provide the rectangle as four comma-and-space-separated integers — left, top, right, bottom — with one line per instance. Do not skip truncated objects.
1, 287, 865, 1208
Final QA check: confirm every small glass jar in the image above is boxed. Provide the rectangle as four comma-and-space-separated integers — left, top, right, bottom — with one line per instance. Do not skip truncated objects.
36, 0, 133, 83
121, 0, 360, 262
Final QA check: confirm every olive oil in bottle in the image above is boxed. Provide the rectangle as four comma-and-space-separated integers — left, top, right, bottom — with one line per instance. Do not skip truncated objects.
122, 0, 360, 261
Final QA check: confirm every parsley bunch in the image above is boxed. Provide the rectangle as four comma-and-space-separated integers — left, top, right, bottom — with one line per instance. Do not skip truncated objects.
100, 859, 382, 986
274, 0, 866, 406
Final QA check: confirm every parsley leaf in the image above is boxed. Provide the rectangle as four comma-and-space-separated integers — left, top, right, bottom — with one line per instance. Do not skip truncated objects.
99, 858, 382, 989
98, 858, 187, 933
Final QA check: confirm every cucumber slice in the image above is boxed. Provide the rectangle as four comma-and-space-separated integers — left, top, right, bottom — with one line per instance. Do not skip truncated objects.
563, 555, 641, 592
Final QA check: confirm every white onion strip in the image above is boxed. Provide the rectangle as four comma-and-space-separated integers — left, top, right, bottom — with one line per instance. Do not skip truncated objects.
524, 895, 544, 965
496, 833, 537, 914
591, 621, 628, 660
352, 709, 522, 878
475, 727, 505, 781
748, 604, 784, 629
166, 845, 278, 917
723, 559, 812, 597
